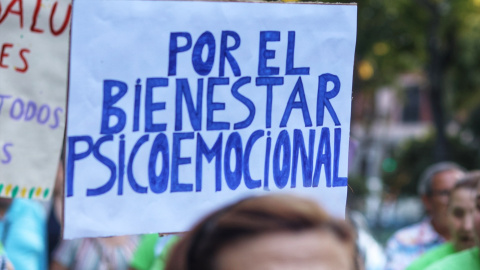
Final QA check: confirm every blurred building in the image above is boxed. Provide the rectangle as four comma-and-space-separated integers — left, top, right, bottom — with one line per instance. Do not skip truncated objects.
350, 73, 431, 230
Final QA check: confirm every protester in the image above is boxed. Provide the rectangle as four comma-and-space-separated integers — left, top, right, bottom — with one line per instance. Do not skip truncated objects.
424, 173, 480, 269
144, 235, 180, 270
0, 196, 47, 270
129, 234, 178, 270
129, 234, 159, 270
165, 194, 359, 270
384, 162, 465, 270
406, 173, 479, 269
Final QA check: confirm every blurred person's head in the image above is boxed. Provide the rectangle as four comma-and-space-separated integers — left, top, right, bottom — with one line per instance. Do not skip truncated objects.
447, 173, 479, 251
418, 162, 465, 238
165, 195, 358, 270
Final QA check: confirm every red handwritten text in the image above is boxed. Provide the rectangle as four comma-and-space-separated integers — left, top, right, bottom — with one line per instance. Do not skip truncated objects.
0, 0, 71, 36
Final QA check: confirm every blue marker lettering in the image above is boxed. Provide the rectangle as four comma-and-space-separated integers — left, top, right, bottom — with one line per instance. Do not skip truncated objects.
101, 80, 127, 134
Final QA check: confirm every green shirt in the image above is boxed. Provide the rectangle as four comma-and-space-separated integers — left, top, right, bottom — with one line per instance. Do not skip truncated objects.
130, 234, 159, 270
150, 236, 180, 270
407, 242, 456, 270
425, 247, 480, 270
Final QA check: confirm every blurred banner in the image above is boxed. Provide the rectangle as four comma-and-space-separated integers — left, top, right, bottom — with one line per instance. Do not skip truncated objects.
0, 0, 70, 200
65, 0, 357, 238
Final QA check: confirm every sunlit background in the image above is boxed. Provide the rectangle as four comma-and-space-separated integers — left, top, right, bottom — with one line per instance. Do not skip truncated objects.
281, 0, 480, 243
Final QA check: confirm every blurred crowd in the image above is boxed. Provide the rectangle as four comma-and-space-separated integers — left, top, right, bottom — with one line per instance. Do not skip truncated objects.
1, 160, 480, 269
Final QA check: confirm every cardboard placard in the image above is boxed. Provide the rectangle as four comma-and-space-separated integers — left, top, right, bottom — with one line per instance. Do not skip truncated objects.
66, 0, 357, 238
0, 0, 71, 200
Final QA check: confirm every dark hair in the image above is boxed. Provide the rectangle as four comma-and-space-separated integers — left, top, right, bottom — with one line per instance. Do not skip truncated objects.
165, 194, 356, 270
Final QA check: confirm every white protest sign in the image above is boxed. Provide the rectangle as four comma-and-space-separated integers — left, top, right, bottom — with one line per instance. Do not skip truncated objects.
66, 0, 357, 238
0, 0, 70, 199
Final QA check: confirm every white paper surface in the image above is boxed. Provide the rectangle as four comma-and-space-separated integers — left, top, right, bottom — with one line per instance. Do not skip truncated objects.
66, 0, 357, 238
0, 0, 70, 199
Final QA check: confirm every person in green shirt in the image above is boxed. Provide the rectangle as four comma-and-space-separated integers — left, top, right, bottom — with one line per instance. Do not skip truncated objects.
129, 234, 179, 270
407, 175, 479, 270
406, 242, 456, 270
424, 173, 480, 270
426, 247, 480, 270
149, 235, 180, 270
129, 234, 159, 270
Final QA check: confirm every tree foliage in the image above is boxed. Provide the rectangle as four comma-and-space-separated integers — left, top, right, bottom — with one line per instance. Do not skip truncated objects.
302, 0, 480, 161
300, 0, 480, 191
382, 133, 479, 195
306, 0, 480, 107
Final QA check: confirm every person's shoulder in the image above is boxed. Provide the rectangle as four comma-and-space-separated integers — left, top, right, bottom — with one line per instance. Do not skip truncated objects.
420, 242, 454, 258
406, 242, 454, 270
9, 199, 46, 220
425, 247, 480, 270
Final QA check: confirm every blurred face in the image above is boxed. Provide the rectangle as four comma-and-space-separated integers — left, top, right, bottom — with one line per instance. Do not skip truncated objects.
425, 169, 464, 234
447, 188, 475, 251
215, 229, 355, 270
